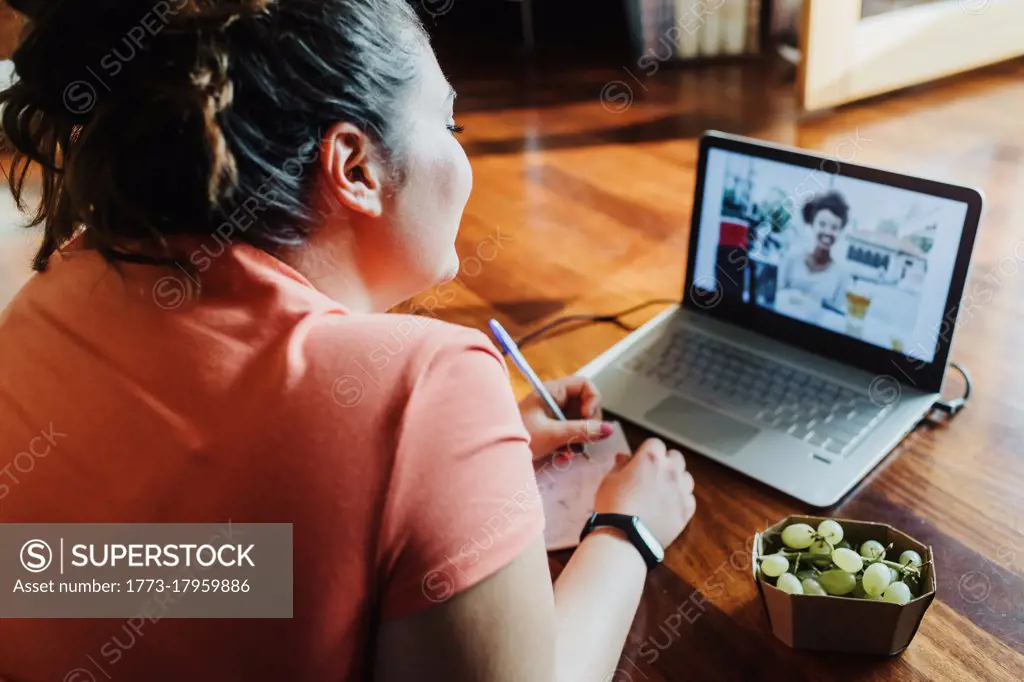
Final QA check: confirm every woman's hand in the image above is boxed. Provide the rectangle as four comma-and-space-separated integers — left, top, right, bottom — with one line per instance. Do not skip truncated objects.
518, 375, 615, 460
594, 438, 696, 549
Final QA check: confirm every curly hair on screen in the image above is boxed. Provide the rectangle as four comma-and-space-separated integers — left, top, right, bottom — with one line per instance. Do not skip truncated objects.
0, 0, 425, 271
801, 190, 850, 228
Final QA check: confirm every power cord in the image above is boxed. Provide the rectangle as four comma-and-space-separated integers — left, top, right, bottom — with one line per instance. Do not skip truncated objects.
927, 361, 972, 423
514, 299, 679, 349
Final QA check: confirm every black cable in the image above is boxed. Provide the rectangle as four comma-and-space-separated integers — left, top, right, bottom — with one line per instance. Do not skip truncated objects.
931, 361, 972, 418
514, 298, 679, 349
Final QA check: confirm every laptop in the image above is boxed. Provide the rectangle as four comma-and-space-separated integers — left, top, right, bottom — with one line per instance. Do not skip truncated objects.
579, 131, 983, 507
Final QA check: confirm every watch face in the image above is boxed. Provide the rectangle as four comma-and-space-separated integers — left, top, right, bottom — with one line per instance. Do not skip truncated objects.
632, 518, 665, 562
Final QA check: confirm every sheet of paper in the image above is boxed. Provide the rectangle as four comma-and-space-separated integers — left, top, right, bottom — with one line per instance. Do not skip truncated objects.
535, 422, 631, 551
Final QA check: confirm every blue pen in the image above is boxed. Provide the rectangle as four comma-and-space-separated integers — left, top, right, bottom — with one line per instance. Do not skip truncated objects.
488, 319, 590, 459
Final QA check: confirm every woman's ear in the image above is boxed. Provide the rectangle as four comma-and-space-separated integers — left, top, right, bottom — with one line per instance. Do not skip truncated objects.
320, 121, 386, 218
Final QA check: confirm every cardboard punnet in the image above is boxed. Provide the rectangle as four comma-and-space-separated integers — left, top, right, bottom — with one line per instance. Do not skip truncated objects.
753, 515, 937, 656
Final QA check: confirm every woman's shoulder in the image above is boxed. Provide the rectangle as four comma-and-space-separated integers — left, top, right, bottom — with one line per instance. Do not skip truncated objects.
233, 243, 502, 370
307, 313, 499, 367
296, 313, 507, 402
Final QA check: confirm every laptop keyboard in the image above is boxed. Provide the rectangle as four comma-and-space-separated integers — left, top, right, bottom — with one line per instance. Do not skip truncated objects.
619, 326, 890, 457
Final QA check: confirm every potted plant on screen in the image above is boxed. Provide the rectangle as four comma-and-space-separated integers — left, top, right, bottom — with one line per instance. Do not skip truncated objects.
748, 188, 794, 307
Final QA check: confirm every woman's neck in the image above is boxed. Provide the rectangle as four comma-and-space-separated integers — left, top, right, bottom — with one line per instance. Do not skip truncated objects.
278, 236, 379, 313
807, 246, 832, 269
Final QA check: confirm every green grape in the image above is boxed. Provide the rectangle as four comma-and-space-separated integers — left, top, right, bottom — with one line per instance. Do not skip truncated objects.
862, 562, 892, 596
854, 579, 882, 600
808, 539, 832, 557
777, 573, 803, 595
883, 581, 912, 605
817, 519, 844, 545
795, 569, 818, 581
899, 550, 922, 568
836, 540, 852, 551
818, 569, 857, 595
860, 540, 886, 560
781, 523, 816, 549
807, 554, 833, 568
760, 553, 789, 578
801, 577, 827, 596
832, 547, 864, 573
889, 566, 901, 583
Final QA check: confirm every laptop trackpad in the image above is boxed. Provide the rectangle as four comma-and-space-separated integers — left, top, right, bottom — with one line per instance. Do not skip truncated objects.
644, 396, 760, 456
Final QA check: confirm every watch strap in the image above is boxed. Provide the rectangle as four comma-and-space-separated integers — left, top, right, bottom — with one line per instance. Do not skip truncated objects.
579, 512, 663, 571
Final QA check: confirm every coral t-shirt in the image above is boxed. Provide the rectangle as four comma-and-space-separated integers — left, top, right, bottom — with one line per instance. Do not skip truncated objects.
0, 242, 544, 681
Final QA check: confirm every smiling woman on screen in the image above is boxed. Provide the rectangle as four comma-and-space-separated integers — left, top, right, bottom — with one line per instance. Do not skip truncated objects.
0, 1, 695, 681
779, 190, 854, 315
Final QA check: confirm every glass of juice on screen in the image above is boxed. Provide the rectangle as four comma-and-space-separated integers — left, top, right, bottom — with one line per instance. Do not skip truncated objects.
844, 280, 872, 336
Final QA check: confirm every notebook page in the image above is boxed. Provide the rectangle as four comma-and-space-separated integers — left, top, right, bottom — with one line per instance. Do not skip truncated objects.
535, 422, 632, 551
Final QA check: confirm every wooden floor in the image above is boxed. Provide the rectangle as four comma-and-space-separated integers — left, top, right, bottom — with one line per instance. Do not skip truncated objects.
2, 52, 1024, 679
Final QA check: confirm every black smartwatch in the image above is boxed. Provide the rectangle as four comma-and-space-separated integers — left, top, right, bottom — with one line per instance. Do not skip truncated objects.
579, 513, 664, 571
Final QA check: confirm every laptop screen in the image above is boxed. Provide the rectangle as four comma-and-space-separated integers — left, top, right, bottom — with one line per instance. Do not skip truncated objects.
692, 147, 971, 365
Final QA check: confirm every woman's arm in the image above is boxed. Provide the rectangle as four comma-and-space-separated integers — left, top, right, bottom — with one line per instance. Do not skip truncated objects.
373, 531, 646, 682
832, 268, 854, 310
374, 537, 558, 682
374, 440, 695, 682
552, 529, 648, 681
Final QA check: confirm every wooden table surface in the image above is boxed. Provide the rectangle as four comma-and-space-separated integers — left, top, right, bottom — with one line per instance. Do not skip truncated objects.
410, 57, 1024, 680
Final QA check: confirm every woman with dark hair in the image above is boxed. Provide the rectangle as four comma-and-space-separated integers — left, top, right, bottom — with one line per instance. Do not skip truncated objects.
779, 190, 854, 316
0, 1, 695, 681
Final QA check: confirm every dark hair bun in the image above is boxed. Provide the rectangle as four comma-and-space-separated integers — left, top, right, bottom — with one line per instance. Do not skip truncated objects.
1, 1, 277, 267
6, 0, 43, 19
7, 1, 273, 118
1, 0, 424, 273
